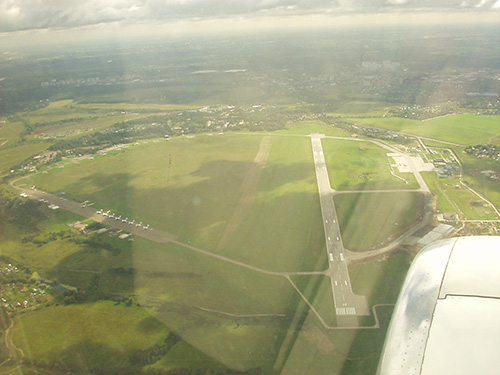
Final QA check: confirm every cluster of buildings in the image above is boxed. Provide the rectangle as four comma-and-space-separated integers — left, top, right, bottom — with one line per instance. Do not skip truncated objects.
0, 263, 47, 312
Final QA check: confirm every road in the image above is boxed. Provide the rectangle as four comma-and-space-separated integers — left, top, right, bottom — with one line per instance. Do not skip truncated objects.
310, 134, 369, 325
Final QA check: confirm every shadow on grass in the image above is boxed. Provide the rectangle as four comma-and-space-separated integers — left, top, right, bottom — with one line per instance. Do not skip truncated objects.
54, 340, 137, 375
339, 306, 394, 375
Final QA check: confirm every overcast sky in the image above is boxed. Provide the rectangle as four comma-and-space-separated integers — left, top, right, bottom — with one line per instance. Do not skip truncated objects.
1, 0, 499, 33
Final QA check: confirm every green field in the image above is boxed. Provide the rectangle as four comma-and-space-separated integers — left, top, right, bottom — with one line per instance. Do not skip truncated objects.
421, 172, 457, 213
34, 113, 149, 136
77, 102, 202, 112
0, 119, 23, 140
334, 192, 422, 251
13, 302, 168, 368
349, 252, 412, 306
11, 301, 230, 373
1, 191, 300, 372
221, 135, 326, 272
3, 132, 329, 371
348, 114, 500, 145
23, 100, 99, 126
422, 173, 498, 220
322, 138, 418, 190
25, 133, 326, 272
291, 275, 336, 327
27, 134, 262, 244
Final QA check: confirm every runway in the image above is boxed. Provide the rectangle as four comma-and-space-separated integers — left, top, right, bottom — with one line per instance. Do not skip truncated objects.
310, 134, 369, 325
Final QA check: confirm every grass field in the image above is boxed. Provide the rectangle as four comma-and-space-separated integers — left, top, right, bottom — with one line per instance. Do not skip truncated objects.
77, 102, 202, 112
146, 340, 227, 373
3, 131, 332, 372
133, 239, 298, 371
348, 114, 500, 145
322, 138, 418, 190
421, 172, 457, 213
26, 134, 327, 272
462, 175, 500, 216
349, 252, 412, 306
334, 192, 421, 251
0, 119, 23, 141
221, 135, 326, 272
2, 193, 301, 372
13, 302, 170, 370
291, 275, 336, 327
23, 101, 98, 126
27, 134, 262, 246
422, 173, 498, 220
33, 113, 148, 136
11, 301, 232, 373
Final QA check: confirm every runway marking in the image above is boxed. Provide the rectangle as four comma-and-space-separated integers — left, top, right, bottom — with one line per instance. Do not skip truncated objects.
336, 307, 357, 315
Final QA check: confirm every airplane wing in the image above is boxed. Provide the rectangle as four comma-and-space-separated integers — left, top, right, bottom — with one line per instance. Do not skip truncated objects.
377, 236, 500, 375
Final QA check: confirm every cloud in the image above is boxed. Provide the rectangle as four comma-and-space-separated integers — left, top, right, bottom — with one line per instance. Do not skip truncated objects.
0, 0, 498, 32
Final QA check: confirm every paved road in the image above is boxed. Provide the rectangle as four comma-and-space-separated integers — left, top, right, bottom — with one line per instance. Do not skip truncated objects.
310, 134, 369, 324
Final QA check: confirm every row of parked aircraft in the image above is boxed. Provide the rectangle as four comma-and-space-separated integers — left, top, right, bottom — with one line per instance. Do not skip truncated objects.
95, 209, 151, 230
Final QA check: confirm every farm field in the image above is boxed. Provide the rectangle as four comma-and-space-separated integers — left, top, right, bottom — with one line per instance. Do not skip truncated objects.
333, 192, 422, 251
322, 138, 419, 190
347, 114, 500, 145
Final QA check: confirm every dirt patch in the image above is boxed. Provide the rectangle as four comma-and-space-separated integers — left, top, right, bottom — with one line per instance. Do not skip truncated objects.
217, 136, 272, 249
302, 325, 335, 354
